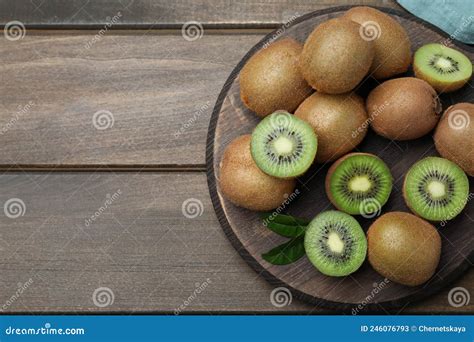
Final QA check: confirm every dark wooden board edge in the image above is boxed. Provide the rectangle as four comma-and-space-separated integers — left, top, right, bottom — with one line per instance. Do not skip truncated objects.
206, 5, 474, 313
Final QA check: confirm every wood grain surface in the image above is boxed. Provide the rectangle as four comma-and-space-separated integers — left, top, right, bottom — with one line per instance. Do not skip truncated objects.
0, 172, 470, 313
0, 0, 401, 27
0, 0, 471, 313
0, 31, 263, 167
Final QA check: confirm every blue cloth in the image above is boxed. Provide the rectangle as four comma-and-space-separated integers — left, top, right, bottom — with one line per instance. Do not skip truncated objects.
398, 0, 474, 44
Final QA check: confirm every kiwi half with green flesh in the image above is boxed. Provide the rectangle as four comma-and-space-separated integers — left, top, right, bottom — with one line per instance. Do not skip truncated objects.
295, 92, 369, 163
239, 38, 312, 117
403, 156, 469, 221
414, 43, 472, 93
300, 18, 374, 94
326, 153, 393, 215
305, 210, 367, 277
344, 6, 411, 80
219, 135, 296, 211
251, 111, 317, 178
434, 103, 474, 176
368, 212, 441, 286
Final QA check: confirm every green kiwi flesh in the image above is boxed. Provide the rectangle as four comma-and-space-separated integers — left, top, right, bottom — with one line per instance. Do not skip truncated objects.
414, 44, 472, 93
251, 111, 317, 178
326, 153, 393, 215
304, 210, 367, 277
403, 156, 469, 221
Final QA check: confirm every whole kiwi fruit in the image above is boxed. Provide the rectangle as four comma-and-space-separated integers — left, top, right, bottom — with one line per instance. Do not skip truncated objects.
218, 135, 296, 211
300, 18, 374, 94
367, 77, 441, 140
239, 38, 312, 117
295, 92, 368, 162
367, 212, 441, 286
434, 103, 474, 176
344, 6, 411, 79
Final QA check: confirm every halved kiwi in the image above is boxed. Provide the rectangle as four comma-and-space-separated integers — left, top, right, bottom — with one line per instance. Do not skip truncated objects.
304, 210, 367, 277
414, 43, 473, 93
403, 156, 469, 221
251, 111, 317, 178
219, 135, 296, 211
326, 153, 393, 215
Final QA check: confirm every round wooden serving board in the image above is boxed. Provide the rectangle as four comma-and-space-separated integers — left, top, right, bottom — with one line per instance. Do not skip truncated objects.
206, 6, 473, 311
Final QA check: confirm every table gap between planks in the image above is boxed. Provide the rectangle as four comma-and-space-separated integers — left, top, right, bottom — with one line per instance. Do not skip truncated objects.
0, 0, 471, 313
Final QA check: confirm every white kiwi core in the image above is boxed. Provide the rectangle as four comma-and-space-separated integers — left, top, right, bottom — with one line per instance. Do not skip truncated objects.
435, 57, 453, 70
349, 176, 371, 192
273, 136, 294, 155
327, 232, 344, 254
427, 180, 446, 199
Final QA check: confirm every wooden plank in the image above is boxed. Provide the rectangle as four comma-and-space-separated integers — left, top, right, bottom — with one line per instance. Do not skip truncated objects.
0, 31, 265, 167
0, 1, 401, 28
0, 172, 471, 313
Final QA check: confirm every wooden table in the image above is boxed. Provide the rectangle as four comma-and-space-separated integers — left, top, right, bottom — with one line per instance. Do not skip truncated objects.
0, 0, 471, 313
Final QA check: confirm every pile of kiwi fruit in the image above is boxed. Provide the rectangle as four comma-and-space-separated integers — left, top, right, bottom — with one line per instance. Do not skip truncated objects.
218, 6, 472, 288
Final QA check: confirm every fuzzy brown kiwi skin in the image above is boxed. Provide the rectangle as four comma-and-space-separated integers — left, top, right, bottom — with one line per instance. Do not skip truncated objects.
434, 103, 474, 176
367, 77, 441, 140
295, 92, 368, 163
299, 18, 374, 94
218, 135, 296, 211
344, 6, 411, 80
367, 212, 441, 286
239, 38, 312, 118
325, 152, 378, 211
